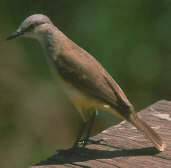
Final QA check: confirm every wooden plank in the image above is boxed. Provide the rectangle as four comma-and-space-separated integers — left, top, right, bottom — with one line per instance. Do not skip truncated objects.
32, 100, 171, 168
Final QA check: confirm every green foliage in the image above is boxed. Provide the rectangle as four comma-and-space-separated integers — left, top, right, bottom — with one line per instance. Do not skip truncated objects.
0, 1, 171, 167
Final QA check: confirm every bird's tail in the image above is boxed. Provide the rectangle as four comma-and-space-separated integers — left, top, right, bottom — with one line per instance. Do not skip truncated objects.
129, 112, 166, 151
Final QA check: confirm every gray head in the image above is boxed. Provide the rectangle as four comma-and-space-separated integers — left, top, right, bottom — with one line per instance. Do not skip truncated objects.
7, 14, 53, 40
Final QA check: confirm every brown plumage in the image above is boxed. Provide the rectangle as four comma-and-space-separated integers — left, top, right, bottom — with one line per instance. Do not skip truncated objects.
52, 38, 165, 151
7, 14, 166, 151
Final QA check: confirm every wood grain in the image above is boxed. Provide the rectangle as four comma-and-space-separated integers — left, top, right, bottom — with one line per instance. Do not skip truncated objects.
32, 100, 171, 168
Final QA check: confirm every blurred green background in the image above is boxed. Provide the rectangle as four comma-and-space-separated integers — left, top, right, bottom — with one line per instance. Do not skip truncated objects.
0, 0, 171, 167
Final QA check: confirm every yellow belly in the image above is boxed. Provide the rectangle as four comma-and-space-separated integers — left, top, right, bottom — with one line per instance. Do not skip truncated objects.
57, 77, 124, 122
51, 65, 123, 122
49, 58, 124, 136
61, 80, 101, 122
50, 64, 99, 121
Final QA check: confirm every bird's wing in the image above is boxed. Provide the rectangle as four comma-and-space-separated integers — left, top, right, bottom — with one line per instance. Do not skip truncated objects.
54, 43, 133, 118
53, 42, 165, 152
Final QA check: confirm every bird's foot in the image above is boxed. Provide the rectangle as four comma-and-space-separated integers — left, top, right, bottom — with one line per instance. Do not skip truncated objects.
87, 138, 105, 145
78, 138, 105, 146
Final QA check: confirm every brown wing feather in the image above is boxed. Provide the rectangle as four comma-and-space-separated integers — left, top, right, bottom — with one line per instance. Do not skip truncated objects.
51, 40, 165, 151
54, 42, 133, 117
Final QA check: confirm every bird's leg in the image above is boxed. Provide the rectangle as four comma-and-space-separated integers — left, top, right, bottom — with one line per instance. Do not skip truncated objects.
81, 110, 104, 146
72, 121, 87, 149
73, 108, 97, 148
57, 122, 87, 155
82, 110, 96, 147
57, 110, 97, 155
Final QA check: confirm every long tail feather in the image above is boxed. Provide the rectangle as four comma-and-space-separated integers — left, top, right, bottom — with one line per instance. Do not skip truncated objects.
129, 113, 166, 151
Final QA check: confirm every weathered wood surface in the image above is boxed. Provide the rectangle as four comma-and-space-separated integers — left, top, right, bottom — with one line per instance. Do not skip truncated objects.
32, 100, 171, 168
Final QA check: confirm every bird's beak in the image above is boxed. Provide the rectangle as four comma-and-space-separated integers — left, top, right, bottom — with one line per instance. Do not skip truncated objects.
7, 31, 23, 40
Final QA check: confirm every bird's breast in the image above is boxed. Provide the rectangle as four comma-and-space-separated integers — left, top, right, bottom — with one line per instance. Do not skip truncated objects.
56, 75, 103, 121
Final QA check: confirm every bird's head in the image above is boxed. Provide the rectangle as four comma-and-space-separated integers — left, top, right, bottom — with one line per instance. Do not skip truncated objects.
7, 14, 53, 40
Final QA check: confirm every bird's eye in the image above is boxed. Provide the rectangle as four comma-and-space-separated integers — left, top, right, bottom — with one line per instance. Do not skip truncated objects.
27, 24, 35, 31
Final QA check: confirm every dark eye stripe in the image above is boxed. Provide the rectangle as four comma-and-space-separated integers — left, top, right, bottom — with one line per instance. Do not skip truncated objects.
27, 24, 35, 30
23, 22, 44, 33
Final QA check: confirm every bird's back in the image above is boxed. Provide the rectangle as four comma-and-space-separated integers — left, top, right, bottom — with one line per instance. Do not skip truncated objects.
51, 36, 134, 119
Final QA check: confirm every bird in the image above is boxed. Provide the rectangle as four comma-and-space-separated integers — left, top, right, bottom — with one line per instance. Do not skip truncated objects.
7, 14, 166, 152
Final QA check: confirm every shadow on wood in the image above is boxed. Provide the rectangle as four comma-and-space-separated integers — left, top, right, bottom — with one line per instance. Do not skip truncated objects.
35, 146, 159, 166
32, 100, 171, 168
